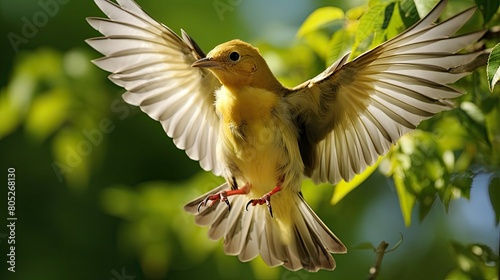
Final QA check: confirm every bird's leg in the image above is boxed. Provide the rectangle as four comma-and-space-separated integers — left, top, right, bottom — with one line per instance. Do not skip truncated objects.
197, 183, 250, 213
245, 178, 283, 218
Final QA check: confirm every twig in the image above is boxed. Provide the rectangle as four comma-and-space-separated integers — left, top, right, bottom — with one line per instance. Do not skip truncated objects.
367, 241, 389, 280
366, 233, 404, 280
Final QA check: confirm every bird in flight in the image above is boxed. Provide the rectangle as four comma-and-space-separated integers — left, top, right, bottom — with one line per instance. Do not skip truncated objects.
87, 0, 484, 272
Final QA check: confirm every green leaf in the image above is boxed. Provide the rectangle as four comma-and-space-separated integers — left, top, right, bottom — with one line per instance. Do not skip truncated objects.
418, 189, 436, 222
331, 156, 382, 205
354, 4, 386, 50
413, 0, 440, 18
470, 243, 499, 264
346, 5, 366, 20
25, 88, 71, 143
474, 0, 500, 24
485, 99, 500, 165
449, 241, 500, 279
0, 88, 21, 139
393, 170, 416, 226
450, 171, 473, 200
385, 2, 405, 39
326, 29, 352, 66
297, 7, 344, 37
487, 42, 500, 91
398, 0, 420, 27
52, 128, 91, 191
302, 32, 330, 60
489, 177, 500, 224
460, 101, 485, 125
445, 269, 469, 279
381, 2, 395, 30
456, 107, 490, 148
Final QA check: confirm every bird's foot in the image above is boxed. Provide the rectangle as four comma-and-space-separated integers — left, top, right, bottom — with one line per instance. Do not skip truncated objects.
197, 191, 230, 213
245, 185, 282, 218
197, 184, 250, 213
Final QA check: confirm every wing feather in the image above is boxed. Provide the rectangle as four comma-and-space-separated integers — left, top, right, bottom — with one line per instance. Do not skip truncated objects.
287, 0, 484, 184
87, 0, 222, 175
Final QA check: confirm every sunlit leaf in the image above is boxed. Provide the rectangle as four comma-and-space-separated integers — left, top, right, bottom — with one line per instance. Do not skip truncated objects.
6, 71, 35, 113
51, 128, 91, 191
100, 185, 138, 218
346, 5, 366, 20
456, 107, 490, 147
297, 7, 344, 37
355, 4, 385, 50
393, 170, 415, 227
487, 42, 500, 91
413, 0, 440, 18
433, 116, 467, 151
331, 156, 382, 205
445, 269, 469, 279
385, 2, 405, 39
381, 2, 395, 30
0, 89, 21, 139
25, 88, 71, 142
382, 128, 477, 225
474, 0, 500, 24
326, 29, 352, 67
370, 2, 396, 47
301, 32, 330, 60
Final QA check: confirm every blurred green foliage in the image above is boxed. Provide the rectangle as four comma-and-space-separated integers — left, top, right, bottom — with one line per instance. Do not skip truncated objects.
0, 0, 499, 280
0, 48, 112, 190
447, 241, 499, 279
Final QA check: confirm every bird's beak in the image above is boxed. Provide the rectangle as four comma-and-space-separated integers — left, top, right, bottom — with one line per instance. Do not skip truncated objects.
191, 57, 221, 68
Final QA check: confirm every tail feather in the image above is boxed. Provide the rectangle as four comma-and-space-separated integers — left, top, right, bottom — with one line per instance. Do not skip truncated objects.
184, 183, 226, 227
183, 184, 347, 271
297, 194, 346, 253
238, 213, 260, 262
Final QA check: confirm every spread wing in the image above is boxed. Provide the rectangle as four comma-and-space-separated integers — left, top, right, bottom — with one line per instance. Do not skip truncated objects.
86, 0, 223, 175
286, 0, 485, 184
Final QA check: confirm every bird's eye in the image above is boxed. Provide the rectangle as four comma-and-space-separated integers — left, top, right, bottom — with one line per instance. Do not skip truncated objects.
229, 52, 240, 61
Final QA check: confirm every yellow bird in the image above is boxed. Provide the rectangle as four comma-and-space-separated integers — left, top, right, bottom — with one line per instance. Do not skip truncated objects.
87, 0, 484, 271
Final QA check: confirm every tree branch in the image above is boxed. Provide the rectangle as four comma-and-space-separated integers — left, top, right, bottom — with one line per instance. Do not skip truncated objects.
367, 241, 389, 280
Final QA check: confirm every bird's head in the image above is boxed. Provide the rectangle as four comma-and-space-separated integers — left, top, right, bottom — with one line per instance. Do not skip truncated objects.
192, 39, 282, 91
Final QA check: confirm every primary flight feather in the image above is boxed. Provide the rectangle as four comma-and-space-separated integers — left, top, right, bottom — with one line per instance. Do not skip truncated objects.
87, 0, 484, 271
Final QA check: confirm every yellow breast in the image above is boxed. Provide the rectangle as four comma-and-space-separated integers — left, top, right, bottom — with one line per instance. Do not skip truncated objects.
216, 85, 278, 125
216, 85, 278, 150
216, 86, 284, 194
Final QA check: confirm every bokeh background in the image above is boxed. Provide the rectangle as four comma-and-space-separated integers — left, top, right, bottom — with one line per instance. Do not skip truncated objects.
0, 0, 498, 279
